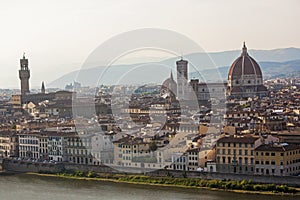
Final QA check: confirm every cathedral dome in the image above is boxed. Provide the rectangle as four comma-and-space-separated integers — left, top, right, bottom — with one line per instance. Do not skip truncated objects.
161, 71, 177, 99
227, 43, 268, 98
162, 77, 176, 90
228, 42, 262, 80
162, 72, 177, 92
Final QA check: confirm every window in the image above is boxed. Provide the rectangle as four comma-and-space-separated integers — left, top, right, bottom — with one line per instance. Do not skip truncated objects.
271, 152, 275, 156
228, 157, 231, 163
222, 157, 226, 163
271, 161, 275, 165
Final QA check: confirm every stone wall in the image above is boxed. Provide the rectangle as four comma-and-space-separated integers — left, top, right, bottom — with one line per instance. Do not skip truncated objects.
2, 159, 300, 187
2, 159, 64, 173
1, 159, 117, 174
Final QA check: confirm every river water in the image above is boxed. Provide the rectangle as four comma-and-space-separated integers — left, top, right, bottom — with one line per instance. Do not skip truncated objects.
0, 173, 296, 200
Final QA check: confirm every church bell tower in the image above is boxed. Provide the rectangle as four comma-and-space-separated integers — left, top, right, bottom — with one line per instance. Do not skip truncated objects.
19, 53, 30, 95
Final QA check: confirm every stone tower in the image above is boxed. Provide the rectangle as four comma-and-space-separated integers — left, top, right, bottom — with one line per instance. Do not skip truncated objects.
19, 53, 30, 95
176, 58, 188, 100
41, 81, 45, 94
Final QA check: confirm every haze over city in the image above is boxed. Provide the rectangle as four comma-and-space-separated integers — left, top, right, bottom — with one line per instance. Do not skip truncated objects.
0, 1, 300, 199
0, 0, 299, 88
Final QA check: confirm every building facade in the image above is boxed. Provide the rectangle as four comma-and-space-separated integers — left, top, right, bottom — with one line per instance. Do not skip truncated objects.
255, 143, 300, 176
216, 135, 258, 174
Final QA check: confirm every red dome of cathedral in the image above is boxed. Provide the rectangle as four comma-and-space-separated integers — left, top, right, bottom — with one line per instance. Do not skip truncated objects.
228, 42, 262, 80
227, 42, 268, 98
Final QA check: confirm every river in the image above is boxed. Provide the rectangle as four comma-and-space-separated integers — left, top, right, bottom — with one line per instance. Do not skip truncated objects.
0, 173, 296, 200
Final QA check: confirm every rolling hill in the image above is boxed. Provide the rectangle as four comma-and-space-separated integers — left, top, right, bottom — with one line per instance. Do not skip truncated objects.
49, 48, 300, 88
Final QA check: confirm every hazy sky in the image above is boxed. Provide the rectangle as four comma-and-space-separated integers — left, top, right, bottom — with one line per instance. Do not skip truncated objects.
1, 0, 299, 88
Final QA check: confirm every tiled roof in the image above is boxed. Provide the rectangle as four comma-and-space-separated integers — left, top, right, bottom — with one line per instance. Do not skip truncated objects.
228, 43, 262, 79
255, 144, 300, 152
217, 135, 258, 144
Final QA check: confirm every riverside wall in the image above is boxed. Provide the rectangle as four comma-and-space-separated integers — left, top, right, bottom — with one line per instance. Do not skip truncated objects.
147, 169, 300, 187
2, 159, 300, 187
1, 159, 117, 173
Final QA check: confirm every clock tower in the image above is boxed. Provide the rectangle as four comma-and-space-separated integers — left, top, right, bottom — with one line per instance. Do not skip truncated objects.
19, 53, 30, 95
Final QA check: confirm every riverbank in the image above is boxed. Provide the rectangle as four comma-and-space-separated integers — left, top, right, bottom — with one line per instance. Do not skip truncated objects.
28, 171, 299, 196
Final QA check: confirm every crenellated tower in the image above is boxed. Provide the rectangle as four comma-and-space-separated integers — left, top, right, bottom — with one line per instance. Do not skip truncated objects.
19, 53, 30, 95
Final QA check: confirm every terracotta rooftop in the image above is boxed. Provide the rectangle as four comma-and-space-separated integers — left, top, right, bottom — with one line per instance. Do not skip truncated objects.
217, 135, 258, 144
255, 144, 300, 152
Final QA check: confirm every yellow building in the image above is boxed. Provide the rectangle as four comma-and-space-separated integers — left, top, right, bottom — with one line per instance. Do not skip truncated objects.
0, 131, 18, 158
11, 94, 22, 108
255, 144, 300, 176
216, 135, 258, 174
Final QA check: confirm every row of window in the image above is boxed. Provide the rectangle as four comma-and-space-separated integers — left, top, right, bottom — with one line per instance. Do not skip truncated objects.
19, 139, 38, 145
67, 149, 88, 155
256, 150, 300, 156
217, 156, 254, 165
122, 150, 149, 154
19, 146, 39, 152
217, 143, 254, 148
218, 149, 254, 156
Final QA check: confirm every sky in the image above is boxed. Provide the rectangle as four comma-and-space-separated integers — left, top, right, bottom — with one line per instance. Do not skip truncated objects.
0, 0, 299, 89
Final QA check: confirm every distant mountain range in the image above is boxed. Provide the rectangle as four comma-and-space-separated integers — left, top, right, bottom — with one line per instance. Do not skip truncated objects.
49, 47, 300, 88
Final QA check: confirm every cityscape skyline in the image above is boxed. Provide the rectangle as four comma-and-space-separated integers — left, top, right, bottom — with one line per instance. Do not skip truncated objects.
0, 1, 299, 198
